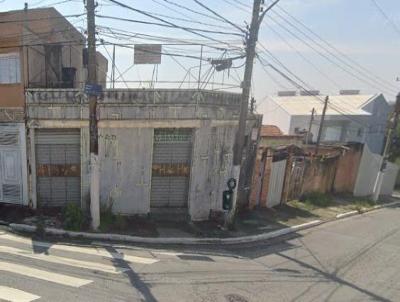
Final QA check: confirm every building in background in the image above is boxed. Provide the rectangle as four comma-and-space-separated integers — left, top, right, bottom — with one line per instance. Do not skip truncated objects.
259, 125, 304, 148
258, 91, 391, 154
0, 7, 107, 207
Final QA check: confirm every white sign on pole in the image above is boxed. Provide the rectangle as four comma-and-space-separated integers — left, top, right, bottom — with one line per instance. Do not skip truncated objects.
134, 44, 162, 65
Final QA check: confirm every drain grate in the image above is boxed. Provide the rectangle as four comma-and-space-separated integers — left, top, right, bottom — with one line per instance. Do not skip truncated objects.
225, 294, 249, 302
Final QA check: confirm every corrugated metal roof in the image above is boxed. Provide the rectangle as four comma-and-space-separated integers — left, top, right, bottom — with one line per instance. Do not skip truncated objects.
261, 94, 379, 116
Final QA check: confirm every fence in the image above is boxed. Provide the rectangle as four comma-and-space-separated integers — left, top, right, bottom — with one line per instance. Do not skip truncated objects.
249, 143, 399, 209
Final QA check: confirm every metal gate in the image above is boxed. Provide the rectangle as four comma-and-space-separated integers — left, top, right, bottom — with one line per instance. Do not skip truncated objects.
266, 159, 287, 208
35, 129, 81, 207
0, 125, 25, 204
151, 128, 192, 208
287, 157, 306, 201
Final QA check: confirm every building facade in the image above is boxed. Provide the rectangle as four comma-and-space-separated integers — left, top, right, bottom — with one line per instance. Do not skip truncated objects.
26, 89, 258, 221
0, 7, 107, 207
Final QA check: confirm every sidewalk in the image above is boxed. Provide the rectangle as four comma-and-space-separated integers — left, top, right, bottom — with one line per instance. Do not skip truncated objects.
2, 193, 399, 245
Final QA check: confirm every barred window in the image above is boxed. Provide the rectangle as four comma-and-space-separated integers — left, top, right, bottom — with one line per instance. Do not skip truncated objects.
0, 53, 21, 84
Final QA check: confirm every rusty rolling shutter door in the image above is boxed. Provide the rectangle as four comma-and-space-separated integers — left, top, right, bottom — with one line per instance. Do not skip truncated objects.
151, 129, 192, 208
35, 129, 81, 207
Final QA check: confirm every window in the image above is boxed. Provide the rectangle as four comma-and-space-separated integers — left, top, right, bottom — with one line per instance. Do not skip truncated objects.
323, 126, 342, 141
357, 128, 364, 137
0, 53, 21, 84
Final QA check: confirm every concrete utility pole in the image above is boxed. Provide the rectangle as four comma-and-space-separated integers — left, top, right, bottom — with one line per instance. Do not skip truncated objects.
225, 0, 270, 229
372, 93, 400, 201
315, 96, 329, 155
306, 108, 315, 144
86, 0, 100, 230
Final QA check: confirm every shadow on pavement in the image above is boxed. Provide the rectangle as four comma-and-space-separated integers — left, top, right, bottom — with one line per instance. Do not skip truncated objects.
105, 245, 158, 302
277, 252, 391, 302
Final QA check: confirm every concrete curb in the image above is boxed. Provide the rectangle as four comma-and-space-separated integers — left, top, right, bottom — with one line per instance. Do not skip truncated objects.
9, 220, 323, 245
7, 200, 400, 246
371, 200, 400, 210
336, 211, 359, 219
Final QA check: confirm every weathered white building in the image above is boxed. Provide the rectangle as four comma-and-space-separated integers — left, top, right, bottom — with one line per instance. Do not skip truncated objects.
26, 89, 259, 221
258, 92, 392, 154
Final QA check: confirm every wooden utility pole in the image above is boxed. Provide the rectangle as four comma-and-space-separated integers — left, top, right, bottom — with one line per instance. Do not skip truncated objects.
315, 96, 329, 155
86, 0, 100, 229
224, 0, 263, 229
373, 93, 400, 201
306, 108, 315, 144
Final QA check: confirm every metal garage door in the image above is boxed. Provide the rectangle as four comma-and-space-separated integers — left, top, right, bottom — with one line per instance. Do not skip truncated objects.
36, 129, 81, 207
151, 128, 192, 208
0, 126, 24, 204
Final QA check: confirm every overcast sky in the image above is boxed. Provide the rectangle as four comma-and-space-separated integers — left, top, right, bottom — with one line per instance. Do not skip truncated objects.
2, 0, 400, 106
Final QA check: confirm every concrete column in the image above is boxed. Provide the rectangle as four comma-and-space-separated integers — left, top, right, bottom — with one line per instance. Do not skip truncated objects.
90, 153, 100, 230
29, 128, 37, 209
248, 147, 264, 209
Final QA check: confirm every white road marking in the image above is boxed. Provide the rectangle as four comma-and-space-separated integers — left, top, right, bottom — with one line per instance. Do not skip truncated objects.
0, 261, 92, 288
0, 245, 128, 274
0, 233, 158, 265
0, 286, 40, 302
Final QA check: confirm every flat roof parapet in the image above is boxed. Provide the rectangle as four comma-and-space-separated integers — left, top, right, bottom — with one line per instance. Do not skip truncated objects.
26, 88, 241, 107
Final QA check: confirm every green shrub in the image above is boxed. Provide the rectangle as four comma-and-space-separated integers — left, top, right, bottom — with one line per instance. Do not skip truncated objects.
62, 203, 84, 231
300, 192, 333, 208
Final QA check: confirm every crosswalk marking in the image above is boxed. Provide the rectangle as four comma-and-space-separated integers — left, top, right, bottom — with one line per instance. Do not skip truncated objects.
0, 261, 92, 288
0, 286, 40, 302
0, 245, 128, 274
0, 233, 159, 265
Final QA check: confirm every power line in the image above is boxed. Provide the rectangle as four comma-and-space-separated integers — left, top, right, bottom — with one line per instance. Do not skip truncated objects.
370, 0, 400, 37
96, 25, 244, 52
274, 5, 398, 93
106, 0, 245, 49
144, 0, 235, 30
266, 13, 397, 95
221, 0, 251, 12
95, 14, 244, 37
266, 21, 342, 90
0, 13, 84, 24
258, 54, 373, 128
32, 0, 81, 8
192, 0, 247, 34
100, 39, 209, 61
0, 40, 85, 50
101, 43, 129, 88
156, 0, 233, 24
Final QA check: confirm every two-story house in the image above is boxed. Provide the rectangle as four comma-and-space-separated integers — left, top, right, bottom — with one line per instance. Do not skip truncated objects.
258, 90, 392, 154
0, 7, 107, 207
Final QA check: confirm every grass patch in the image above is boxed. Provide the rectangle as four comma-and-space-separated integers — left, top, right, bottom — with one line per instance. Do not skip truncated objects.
99, 203, 129, 232
299, 192, 334, 208
348, 198, 376, 212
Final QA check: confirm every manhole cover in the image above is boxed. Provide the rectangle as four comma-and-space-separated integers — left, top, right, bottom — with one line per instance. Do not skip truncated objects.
225, 294, 249, 302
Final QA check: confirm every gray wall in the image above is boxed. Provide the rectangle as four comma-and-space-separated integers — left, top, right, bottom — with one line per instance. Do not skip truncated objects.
26, 88, 247, 221
98, 128, 153, 215
188, 123, 236, 220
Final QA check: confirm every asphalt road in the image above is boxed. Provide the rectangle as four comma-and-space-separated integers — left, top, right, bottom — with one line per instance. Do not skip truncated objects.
0, 205, 400, 302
